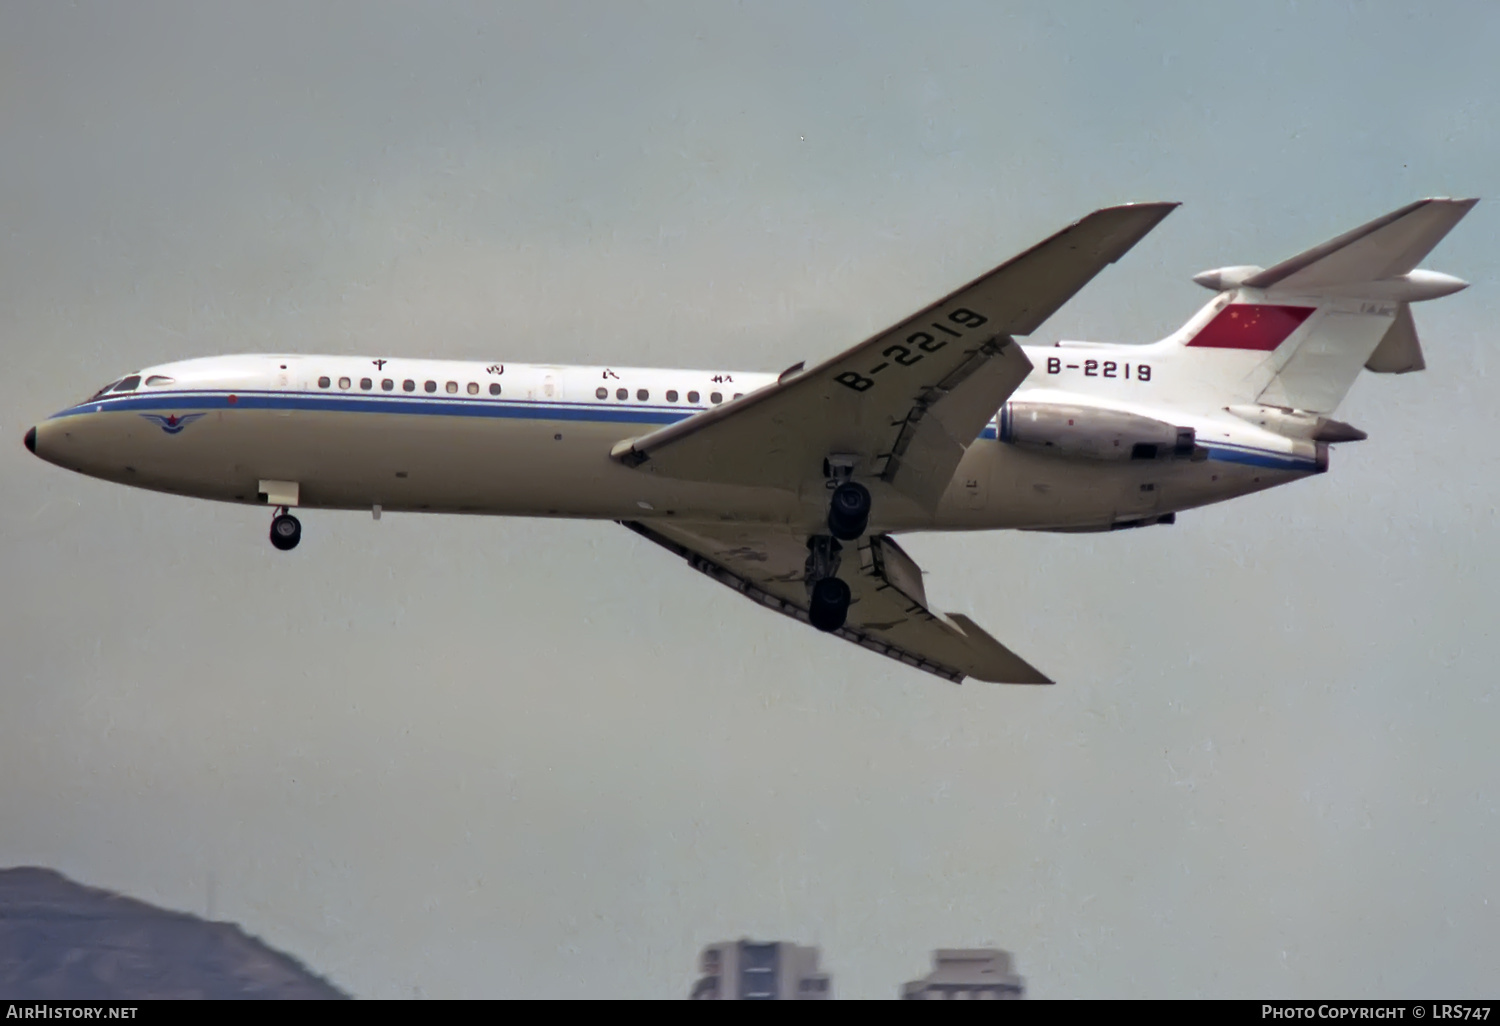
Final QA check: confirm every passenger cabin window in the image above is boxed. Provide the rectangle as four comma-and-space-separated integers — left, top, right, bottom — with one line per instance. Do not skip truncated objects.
339, 377, 351, 389
596, 387, 608, 399
687, 391, 700, 404
666, 390, 678, 402
144, 375, 175, 386
446, 381, 458, 394
637, 388, 649, 401
489, 383, 501, 396
403, 380, 416, 392
424, 381, 437, 393
361, 378, 373, 390
616, 388, 628, 400
711, 392, 723, 404
318, 376, 331, 388
113, 376, 142, 392
382, 379, 394, 391
467, 382, 479, 395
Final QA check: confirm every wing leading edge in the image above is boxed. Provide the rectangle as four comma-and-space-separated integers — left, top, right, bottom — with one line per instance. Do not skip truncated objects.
623, 520, 1050, 684
611, 202, 1178, 509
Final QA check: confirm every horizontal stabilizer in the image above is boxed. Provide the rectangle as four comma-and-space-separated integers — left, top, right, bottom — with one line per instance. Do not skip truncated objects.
1245, 198, 1476, 293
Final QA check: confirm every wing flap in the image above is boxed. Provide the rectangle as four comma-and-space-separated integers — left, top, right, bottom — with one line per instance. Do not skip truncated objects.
878, 346, 1031, 508
623, 521, 1051, 685
850, 536, 1051, 684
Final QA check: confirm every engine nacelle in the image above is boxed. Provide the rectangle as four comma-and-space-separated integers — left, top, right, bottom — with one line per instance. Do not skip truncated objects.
1000, 402, 1199, 461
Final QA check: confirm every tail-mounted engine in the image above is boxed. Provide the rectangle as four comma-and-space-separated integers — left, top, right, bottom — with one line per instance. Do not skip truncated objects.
999, 402, 1204, 462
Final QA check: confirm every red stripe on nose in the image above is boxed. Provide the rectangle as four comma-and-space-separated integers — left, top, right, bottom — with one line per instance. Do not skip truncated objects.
1186, 304, 1316, 351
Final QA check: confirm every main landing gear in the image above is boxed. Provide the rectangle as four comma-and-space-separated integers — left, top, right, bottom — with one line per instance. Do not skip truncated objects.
826, 481, 871, 541
269, 507, 302, 551
809, 574, 852, 633
805, 535, 849, 633
804, 470, 872, 633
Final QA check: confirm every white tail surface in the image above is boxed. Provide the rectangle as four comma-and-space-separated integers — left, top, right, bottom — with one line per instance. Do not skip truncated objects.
1243, 198, 1476, 292
1157, 198, 1475, 415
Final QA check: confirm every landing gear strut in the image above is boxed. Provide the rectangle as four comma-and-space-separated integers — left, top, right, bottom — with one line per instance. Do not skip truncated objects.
804, 535, 850, 633
804, 462, 870, 632
269, 507, 302, 551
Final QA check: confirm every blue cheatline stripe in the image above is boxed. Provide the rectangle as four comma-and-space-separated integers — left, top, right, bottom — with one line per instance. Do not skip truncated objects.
51, 389, 700, 427
1201, 444, 1316, 470
52, 388, 1316, 469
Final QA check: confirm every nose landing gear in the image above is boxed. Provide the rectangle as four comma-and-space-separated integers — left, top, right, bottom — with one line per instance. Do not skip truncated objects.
269, 507, 302, 551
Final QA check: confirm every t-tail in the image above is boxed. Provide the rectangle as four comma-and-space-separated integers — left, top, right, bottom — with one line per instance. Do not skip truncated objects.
1149, 198, 1476, 436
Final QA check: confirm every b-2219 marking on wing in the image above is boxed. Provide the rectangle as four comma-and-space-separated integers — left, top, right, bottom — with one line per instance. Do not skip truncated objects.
834, 308, 991, 393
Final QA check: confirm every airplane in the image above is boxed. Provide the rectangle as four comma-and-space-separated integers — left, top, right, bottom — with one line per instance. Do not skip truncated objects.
23, 198, 1475, 685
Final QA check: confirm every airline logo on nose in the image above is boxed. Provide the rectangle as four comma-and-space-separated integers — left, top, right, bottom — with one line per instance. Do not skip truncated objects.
140, 413, 206, 434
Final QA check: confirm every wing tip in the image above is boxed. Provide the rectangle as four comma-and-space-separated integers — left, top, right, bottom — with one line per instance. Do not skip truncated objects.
1103, 200, 1181, 215
963, 671, 1055, 685
976, 670, 1055, 685
946, 612, 1053, 685
1061, 201, 1179, 234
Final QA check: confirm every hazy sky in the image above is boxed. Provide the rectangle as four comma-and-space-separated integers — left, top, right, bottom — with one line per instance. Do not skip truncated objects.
3, 1, 1497, 999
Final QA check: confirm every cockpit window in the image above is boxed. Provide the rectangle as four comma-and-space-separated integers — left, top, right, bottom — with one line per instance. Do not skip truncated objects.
112, 376, 142, 392
144, 375, 176, 386
89, 381, 122, 400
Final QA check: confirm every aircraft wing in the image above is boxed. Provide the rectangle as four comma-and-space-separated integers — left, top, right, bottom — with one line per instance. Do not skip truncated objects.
622, 520, 1051, 684
612, 202, 1178, 508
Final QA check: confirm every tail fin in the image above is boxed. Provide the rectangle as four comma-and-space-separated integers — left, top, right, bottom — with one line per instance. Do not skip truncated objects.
1165, 198, 1475, 415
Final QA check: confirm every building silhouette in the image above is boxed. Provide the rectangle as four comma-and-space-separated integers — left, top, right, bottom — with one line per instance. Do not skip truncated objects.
689, 939, 831, 999
900, 948, 1024, 999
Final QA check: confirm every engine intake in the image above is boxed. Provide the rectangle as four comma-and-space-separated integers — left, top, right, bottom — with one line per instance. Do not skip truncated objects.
1000, 402, 1200, 462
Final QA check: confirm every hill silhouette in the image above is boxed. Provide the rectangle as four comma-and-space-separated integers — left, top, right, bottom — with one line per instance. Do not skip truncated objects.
0, 867, 348, 999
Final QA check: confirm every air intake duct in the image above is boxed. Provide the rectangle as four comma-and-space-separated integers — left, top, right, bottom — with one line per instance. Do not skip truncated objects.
1000, 402, 1203, 462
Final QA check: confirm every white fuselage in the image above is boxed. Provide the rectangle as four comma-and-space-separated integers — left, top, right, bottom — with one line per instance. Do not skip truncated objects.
29, 345, 1324, 535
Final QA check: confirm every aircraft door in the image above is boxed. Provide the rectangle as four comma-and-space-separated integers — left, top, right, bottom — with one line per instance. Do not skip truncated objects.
275, 357, 303, 390
529, 370, 560, 400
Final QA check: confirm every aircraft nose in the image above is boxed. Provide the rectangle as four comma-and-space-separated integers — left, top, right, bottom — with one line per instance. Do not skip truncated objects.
24, 426, 36, 455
